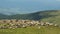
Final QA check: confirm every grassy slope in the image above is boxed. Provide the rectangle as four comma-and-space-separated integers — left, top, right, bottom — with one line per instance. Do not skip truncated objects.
0, 10, 59, 20
0, 26, 60, 34
0, 10, 60, 34
41, 11, 60, 25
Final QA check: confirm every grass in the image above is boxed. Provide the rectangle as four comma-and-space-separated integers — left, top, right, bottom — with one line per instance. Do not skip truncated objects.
40, 11, 60, 25
0, 10, 60, 34
0, 26, 60, 34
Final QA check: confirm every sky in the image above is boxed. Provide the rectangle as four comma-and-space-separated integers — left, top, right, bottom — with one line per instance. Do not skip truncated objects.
0, 0, 60, 15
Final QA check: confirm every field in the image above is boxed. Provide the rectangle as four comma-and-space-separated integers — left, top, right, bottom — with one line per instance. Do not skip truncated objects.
0, 11, 60, 34
0, 26, 60, 34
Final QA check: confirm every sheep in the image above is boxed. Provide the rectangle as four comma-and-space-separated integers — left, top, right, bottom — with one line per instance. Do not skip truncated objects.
38, 26, 41, 29
29, 22, 36, 26
9, 23, 15, 26
45, 22, 54, 26
22, 25, 26, 28
9, 26, 15, 29
21, 24, 27, 28
54, 24, 59, 27
40, 22, 45, 26
35, 22, 40, 26
15, 24, 22, 28
54, 24, 57, 26
9, 27, 12, 29
0, 26, 8, 29
48, 23, 54, 26
35, 21, 40, 26
0, 19, 60, 29
45, 22, 50, 25
4, 20, 11, 23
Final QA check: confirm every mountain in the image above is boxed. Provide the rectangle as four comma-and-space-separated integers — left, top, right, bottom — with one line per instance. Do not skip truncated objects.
0, 10, 60, 25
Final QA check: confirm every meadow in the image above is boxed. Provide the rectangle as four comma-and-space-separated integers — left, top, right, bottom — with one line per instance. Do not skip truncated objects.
0, 10, 60, 34
0, 26, 60, 34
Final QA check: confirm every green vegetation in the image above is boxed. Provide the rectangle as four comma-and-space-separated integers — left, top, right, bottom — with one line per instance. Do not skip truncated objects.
41, 10, 60, 25
0, 10, 59, 20
0, 10, 60, 24
0, 26, 60, 34
0, 10, 60, 34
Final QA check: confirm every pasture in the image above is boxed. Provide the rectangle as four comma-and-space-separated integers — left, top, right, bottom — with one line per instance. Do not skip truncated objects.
0, 26, 60, 34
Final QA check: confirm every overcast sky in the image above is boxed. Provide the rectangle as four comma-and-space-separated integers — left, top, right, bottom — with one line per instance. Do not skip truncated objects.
0, 0, 60, 14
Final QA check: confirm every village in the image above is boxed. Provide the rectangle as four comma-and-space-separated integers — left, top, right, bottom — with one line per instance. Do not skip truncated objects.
0, 19, 59, 29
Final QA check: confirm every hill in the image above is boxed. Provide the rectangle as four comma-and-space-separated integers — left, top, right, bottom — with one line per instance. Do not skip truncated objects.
0, 10, 60, 34
0, 10, 60, 25
0, 10, 59, 20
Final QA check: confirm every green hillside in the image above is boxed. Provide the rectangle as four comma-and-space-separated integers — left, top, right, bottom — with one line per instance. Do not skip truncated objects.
0, 10, 60, 34
8, 10, 59, 20
0, 10, 60, 25
40, 10, 60, 25
0, 10, 59, 20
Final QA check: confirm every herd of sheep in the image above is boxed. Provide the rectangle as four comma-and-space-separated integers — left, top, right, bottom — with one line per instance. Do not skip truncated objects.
0, 19, 59, 29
